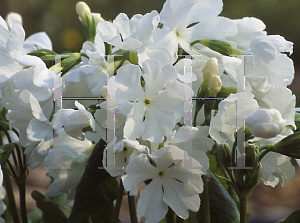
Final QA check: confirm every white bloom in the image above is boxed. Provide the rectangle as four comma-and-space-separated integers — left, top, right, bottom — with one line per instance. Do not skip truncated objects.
209, 92, 259, 145
226, 17, 266, 51
245, 108, 286, 138
97, 11, 172, 66
260, 152, 294, 187
165, 126, 214, 170
156, 0, 237, 62
259, 87, 296, 129
122, 145, 205, 223
53, 101, 95, 141
103, 138, 149, 177
43, 128, 93, 201
6, 89, 53, 168
108, 59, 193, 143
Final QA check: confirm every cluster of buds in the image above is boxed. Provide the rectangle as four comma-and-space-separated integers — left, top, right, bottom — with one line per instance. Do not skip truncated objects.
218, 143, 262, 198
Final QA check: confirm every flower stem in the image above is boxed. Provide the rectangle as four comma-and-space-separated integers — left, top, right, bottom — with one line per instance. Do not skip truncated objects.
112, 180, 124, 223
201, 175, 210, 223
18, 181, 28, 223
128, 195, 138, 223
3, 163, 20, 223
239, 194, 248, 223
166, 209, 174, 223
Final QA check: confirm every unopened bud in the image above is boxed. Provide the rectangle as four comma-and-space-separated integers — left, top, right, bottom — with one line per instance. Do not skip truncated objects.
218, 143, 232, 170
76, 1, 92, 24
202, 57, 218, 82
209, 75, 222, 96
245, 108, 286, 138
91, 13, 104, 24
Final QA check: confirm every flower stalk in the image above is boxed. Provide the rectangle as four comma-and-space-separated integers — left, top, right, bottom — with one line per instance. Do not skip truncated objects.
112, 180, 125, 223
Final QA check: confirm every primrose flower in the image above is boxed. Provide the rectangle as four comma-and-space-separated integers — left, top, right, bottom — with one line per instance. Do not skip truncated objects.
122, 145, 205, 223
108, 59, 193, 143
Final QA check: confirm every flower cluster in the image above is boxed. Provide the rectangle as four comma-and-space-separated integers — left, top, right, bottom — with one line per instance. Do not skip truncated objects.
0, 0, 299, 222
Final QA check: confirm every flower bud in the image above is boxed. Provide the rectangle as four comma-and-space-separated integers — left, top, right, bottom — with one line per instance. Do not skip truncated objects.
209, 75, 222, 96
202, 57, 218, 82
218, 143, 232, 170
76, 1, 92, 24
245, 108, 286, 138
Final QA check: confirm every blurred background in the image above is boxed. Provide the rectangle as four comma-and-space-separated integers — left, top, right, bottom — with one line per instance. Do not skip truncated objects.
0, 0, 300, 222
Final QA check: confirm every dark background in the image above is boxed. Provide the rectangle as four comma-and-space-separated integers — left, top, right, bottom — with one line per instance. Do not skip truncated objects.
1, 0, 300, 222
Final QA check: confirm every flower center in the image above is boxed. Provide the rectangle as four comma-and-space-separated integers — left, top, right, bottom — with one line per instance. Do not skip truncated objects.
158, 171, 164, 176
144, 99, 150, 105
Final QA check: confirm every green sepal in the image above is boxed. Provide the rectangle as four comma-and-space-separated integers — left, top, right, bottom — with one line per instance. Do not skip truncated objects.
191, 39, 232, 56
28, 49, 57, 57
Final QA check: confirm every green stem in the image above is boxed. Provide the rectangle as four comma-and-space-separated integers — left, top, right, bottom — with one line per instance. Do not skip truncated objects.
128, 195, 138, 223
166, 209, 174, 223
259, 147, 273, 161
18, 179, 28, 223
201, 175, 210, 223
112, 180, 124, 223
239, 194, 248, 223
3, 164, 20, 223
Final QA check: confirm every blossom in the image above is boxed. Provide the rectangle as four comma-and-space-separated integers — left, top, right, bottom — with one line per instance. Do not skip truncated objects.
97, 11, 172, 66
108, 59, 193, 143
209, 92, 259, 145
165, 125, 214, 170
43, 128, 93, 202
102, 138, 149, 177
6, 89, 53, 168
53, 101, 95, 141
122, 145, 205, 223
245, 108, 286, 138
156, 0, 237, 62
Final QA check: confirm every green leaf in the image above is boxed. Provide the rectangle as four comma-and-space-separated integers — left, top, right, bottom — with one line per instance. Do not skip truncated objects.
68, 139, 111, 222
90, 176, 119, 223
198, 170, 240, 223
0, 143, 14, 164
31, 190, 68, 223
281, 209, 300, 223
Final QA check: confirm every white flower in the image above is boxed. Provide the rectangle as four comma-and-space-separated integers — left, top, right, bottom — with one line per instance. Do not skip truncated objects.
53, 101, 95, 141
103, 138, 149, 177
97, 11, 172, 66
122, 145, 205, 223
6, 89, 53, 168
156, 0, 237, 62
260, 152, 294, 187
245, 108, 286, 138
165, 125, 214, 170
108, 59, 193, 143
209, 92, 259, 145
43, 128, 93, 201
